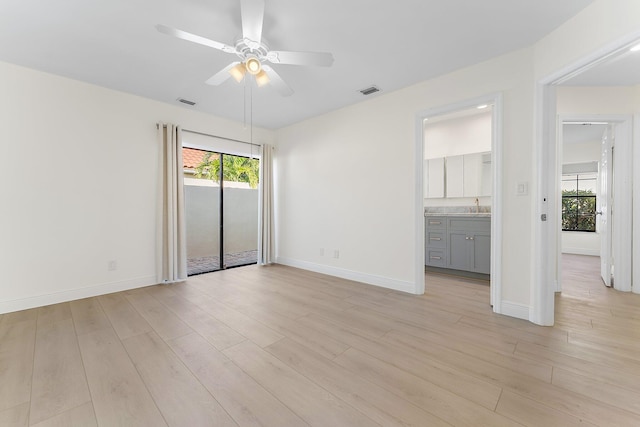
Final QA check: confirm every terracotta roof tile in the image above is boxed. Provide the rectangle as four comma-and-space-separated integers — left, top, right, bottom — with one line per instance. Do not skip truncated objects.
183, 147, 218, 169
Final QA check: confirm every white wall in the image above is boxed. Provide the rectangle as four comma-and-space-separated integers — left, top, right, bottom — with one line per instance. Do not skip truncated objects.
0, 60, 274, 313
424, 111, 492, 158
275, 47, 534, 306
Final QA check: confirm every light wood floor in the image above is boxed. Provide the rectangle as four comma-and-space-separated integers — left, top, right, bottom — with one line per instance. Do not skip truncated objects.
2, 255, 640, 426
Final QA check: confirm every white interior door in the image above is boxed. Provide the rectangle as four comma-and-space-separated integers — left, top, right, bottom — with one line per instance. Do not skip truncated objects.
599, 125, 613, 287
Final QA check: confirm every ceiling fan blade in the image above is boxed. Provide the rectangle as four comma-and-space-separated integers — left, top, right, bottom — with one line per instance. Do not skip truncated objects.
206, 62, 241, 86
267, 50, 334, 67
241, 0, 264, 43
262, 65, 293, 96
156, 24, 235, 54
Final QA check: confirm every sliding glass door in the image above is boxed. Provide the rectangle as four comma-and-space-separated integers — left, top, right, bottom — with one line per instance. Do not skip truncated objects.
222, 154, 259, 268
183, 147, 259, 276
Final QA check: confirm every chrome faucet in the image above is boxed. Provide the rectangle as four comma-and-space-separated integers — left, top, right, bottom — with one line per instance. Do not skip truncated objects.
475, 198, 479, 213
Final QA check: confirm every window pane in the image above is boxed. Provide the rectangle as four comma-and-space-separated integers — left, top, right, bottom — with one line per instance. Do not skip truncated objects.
578, 176, 597, 194
562, 174, 578, 195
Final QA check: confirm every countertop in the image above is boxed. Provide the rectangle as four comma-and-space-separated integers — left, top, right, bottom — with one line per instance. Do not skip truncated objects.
424, 212, 491, 217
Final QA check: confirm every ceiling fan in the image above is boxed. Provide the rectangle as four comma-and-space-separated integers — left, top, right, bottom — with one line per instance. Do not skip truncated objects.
156, 0, 334, 96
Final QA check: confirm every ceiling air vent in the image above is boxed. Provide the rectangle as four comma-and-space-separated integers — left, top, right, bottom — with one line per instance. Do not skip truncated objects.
177, 98, 196, 106
359, 86, 380, 96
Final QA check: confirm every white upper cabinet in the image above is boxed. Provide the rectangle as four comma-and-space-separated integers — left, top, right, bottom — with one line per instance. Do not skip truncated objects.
463, 153, 482, 197
424, 157, 445, 198
425, 151, 491, 199
446, 155, 464, 198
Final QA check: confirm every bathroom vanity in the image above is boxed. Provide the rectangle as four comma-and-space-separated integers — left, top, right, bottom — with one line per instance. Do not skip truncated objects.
425, 214, 490, 276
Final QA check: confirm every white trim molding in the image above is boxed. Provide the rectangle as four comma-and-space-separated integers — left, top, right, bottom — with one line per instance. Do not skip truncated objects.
0, 275, 157, 314
502, 301, 530, 321
276, 257, 416, 294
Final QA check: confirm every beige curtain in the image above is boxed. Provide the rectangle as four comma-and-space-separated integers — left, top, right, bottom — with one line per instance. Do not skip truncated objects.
156, 123, 187, 283
258, 144, 275, 265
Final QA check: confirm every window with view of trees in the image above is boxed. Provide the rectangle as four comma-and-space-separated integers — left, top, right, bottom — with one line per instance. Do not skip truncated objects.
562, 173, 597, 232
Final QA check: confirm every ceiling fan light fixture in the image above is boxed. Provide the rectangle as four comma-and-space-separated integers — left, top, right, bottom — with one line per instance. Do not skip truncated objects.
255, 69, 270, 87
245, 56, 262, 75
229, 63, 246, 82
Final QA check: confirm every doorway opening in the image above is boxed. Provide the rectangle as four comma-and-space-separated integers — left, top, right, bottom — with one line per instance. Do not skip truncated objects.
415, 93, 503, 313
535, 34, 640, 324
558, 120, 612, 294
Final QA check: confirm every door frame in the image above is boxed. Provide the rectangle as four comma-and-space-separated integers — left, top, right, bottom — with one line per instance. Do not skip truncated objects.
414, 93, 504, 312
557, 116, 632, 293
534, 33, 640, 324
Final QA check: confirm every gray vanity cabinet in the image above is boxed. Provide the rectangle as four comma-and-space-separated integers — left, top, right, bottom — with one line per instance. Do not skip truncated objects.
426, 216, 490, 275
447, 217, 490, 274
425, 217, 447, 267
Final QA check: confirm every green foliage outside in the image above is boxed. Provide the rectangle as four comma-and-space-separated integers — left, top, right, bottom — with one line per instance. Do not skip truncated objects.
194, 152, 260, 189
562, 189, 596, 231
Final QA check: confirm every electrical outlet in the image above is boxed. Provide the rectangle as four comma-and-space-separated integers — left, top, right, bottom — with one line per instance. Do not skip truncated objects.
108, 260, 117, 271
333, 250, 339, 259
319, 248, 325, 256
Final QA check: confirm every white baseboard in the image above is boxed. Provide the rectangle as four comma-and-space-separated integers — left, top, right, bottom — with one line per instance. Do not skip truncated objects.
0, 275, 157, 314
499, 300, 530, 321
276, 257, 417, 294
562, 248, 600, 256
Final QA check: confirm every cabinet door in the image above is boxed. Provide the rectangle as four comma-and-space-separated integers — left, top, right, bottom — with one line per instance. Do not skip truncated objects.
480, 152, 492, 196
471, 232, 491, 274
448, 231, 469, 270
425, 158, 445, 198
446, 155, 464, 198
463, 153, 482, 197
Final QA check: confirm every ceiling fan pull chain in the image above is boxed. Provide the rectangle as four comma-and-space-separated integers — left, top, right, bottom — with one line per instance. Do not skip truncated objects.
243, 75, 247, 129
250, 80, 253, 145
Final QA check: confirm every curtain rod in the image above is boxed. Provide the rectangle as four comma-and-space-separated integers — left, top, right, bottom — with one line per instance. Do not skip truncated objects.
156, 124, 261, 147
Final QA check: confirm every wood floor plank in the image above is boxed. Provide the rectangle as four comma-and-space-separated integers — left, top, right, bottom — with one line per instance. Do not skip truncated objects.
223, 340, 379, 427
229, 300, 350, 359
383, 329, 640, 426
515, 340, 640, 395
552, 367, 640, 415
384, 327, 552, 383
29, 318, 91, 425
36, 303, 71, 327
69, 297, 112, 336
77, 327, 167, 426
145, 286, 247, 350
169, 333, 308, 427
166, 285, 284, 347
0, 319, 36, 412
496, 390, 597, 427
265, 337, 451, 427
0, 308, 37, 327
30, 402, 97, 427
296, 313, 503, 410
123, 289, 193, 340
334, 347, 519, 427
122, 331, 237, 427
97, 292, 153, 339
0, 403, 29, 427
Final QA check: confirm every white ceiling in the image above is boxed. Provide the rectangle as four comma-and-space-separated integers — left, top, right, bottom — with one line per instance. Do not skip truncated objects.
0, 0, 595, 129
